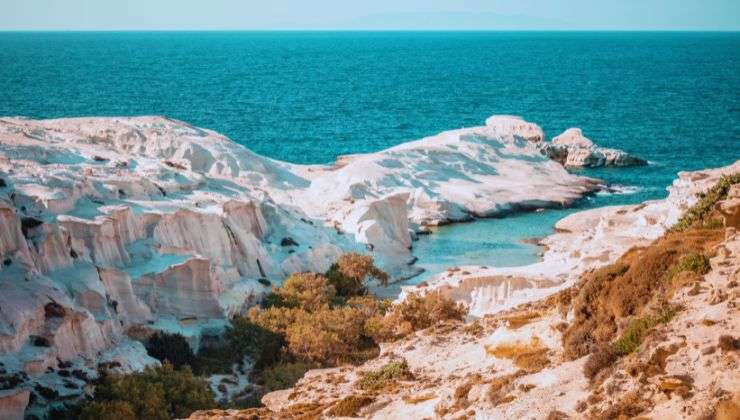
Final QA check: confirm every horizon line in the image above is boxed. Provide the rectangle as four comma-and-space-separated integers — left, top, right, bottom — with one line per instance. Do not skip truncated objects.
1, 28, 739, 33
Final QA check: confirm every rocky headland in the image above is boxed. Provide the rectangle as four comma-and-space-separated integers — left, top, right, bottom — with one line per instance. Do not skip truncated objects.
193, 161, 740, 420
0, 113, 707, 419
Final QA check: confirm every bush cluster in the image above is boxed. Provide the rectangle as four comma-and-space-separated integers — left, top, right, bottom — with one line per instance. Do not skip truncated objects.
247, 254, 392, 366
671, 173, 740, 231
128, 252, 466, 414
247, 254, 465, 367
78, 364, 215, 420
145, 332, 196, 370
356, 359, 414, 391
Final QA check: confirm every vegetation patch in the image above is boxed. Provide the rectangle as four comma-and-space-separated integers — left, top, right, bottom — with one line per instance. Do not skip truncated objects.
365, 291, 467, 342
78, 363, 215, 420
485, 336, 550, 372
663, 253, 710, 285
501, 311, 541, 330
590, 390, 650, 420
356, 359, 414, 392
563, 177, 739, 384
613, 306, 681, 356
326, 395, 374, 417
671, 173, 740, 232
402, 393, 437, 404
145, 332, 196, 370
259, 362, 314, 392
563, 226, 722, 360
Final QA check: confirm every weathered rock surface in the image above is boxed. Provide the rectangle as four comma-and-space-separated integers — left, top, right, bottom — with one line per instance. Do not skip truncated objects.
0, 388, 30, 420
198, 161, 739, 420
0, 115, 605, 415
408, 160, 740, 316
717, 184, 740, 228
539, 127, 646, 167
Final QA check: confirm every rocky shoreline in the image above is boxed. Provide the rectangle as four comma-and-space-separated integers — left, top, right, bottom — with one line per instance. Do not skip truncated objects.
0, 114, 648, 418
194, 160, 740, 420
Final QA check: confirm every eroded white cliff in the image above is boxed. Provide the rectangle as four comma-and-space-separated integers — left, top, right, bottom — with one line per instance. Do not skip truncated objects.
0, 114, 630, 414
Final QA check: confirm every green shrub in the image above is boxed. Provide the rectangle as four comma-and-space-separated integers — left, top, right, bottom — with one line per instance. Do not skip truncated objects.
672, 173, 740, 231
79, 401, 137, 420
613, 306, 681, 356
367, 292, 467, 342
225, 317, 285, 370
326, 253, 389, 297
145, 332, 196, 370
259, 362, 313, 392
663, 253, 711, 283
356, 359, 414, 391
82, 363, 215, 420
273, 272, 335, 311
284, 306, 370, 364
193, 317, 284, 375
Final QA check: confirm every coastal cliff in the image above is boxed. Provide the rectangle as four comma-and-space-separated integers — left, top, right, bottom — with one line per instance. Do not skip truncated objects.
191, 161, 740, 419
0, 114, 660, 418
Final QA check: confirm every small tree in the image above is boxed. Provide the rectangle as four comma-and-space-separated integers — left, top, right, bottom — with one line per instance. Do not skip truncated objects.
226, 316, 285, 370
274, 272, 336, 311
145, 332, 196, 370
325, 253, 389, 297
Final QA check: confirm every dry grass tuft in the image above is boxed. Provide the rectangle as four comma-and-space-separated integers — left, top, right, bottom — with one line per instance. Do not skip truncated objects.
356, 359, 414, 392
583, 344, 618, 381
326, 395, 374, 417
402, 393, 437, 404
658, 375, 694, 399
718, 335, 740, 351
562, 226, 722, 360
487, 370, 526, 406
282, 402, 328, 419
485, 337, 550, 372
462, 320, 484, 337
590, 390, 649, 420
545, 410, 570, 420
501, 311, 541, 330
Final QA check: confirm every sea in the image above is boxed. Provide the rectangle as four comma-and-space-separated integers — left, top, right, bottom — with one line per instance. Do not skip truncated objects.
1, 31, 738, 281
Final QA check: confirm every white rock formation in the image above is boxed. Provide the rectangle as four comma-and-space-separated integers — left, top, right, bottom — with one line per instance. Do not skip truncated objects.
484, 115, 545, 142
407, 160, 740, 316
0, 115, 605, 414
231, 161, 740, 420
538, 127, 646, 168
0, 388, 30, 420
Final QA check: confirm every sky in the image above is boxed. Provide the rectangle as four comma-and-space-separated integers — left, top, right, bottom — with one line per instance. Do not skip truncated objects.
1, 0, 739, 31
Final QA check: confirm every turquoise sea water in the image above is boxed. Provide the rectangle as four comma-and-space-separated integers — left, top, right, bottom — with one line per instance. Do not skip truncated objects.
1, 31, 739, 278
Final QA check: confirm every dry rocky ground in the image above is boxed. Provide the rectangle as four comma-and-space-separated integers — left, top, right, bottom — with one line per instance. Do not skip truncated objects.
190, 167, 740, 419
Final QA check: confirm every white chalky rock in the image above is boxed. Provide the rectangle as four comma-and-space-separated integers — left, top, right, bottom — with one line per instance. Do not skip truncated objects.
0, 114, 607, 412
540, 128, 646, 168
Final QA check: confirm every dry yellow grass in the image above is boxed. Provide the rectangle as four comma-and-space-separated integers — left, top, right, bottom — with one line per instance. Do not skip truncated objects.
714, 393, 740, 420
402, 393, 437, 404
487, 370, 526, 405
563, 226, 723, 360
485, 336, 550, 372
501, 311, 541, 330
326, 395, 374, 417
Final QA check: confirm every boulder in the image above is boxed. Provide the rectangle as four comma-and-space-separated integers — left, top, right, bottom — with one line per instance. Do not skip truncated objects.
0, 388, 30, 420
540, 128, 646, 168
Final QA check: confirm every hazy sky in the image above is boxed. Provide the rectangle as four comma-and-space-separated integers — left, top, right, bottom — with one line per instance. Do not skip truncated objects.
2, 0, 739, 30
